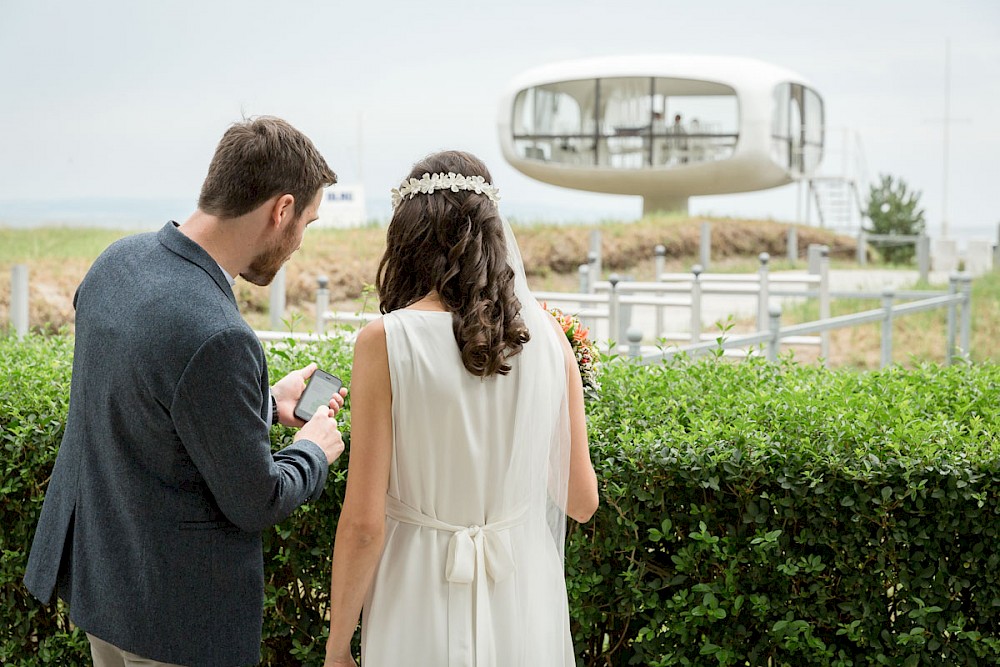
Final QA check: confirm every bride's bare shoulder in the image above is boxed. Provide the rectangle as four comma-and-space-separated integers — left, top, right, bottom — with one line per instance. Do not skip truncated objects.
353, 317, 387, 355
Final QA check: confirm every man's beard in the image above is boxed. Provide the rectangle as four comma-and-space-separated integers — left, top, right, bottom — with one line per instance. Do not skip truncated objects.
240, 225, 297, 286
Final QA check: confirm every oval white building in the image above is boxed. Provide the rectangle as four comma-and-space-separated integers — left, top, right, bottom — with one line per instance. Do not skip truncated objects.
497, 55, 824, 214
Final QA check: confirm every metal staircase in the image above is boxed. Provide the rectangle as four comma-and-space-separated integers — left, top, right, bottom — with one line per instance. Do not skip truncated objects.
807, 176, 864, 231
803, 128, 870, 232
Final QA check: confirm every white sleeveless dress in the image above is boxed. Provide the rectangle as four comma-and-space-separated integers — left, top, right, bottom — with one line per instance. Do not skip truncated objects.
360, 309, 574, 667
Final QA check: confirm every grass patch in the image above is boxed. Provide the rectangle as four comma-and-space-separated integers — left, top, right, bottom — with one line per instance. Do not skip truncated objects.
0, 227, 132, 262
775, 271, 1000, 366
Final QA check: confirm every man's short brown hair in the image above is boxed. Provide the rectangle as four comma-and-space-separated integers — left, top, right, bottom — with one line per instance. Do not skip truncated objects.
198, 116, 337, 219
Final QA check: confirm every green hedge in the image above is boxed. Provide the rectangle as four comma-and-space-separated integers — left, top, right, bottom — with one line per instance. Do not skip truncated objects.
2, 334, 999, 666
575, 354, 1000, 666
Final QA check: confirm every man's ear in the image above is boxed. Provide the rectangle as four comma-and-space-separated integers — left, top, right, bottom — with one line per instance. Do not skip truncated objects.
269, 194, 296, 229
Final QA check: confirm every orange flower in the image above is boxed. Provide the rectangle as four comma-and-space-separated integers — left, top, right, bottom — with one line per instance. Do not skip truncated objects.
543, 304, 600, 399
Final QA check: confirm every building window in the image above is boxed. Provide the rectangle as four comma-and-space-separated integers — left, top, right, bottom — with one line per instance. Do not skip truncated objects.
772, 83, 824, 175
512, 77, 739, 169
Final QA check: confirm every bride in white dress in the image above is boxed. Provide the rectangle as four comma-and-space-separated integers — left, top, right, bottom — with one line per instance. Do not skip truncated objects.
324, 150, 598, 667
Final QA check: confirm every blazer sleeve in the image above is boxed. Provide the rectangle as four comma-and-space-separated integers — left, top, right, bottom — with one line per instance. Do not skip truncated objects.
170, 327, 329, 533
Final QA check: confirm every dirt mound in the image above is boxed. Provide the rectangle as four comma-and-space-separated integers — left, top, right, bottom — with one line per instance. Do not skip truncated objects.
519, 217, 855, 274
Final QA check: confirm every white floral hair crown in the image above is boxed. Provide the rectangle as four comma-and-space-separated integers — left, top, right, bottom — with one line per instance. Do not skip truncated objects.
390, 172, 500, 209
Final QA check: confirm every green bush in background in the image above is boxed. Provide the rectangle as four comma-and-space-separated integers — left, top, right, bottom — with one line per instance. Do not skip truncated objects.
3, 334, 999, 666
864, 173, 927, 265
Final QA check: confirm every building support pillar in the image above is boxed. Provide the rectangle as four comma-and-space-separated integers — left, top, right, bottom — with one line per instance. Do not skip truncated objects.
642, 194, 689, 217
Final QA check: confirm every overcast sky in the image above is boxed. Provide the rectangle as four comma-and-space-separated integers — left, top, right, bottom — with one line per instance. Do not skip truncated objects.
1, 0, 997, 237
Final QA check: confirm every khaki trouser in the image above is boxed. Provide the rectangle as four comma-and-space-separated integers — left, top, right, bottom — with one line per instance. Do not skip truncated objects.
88, 633, 187, 667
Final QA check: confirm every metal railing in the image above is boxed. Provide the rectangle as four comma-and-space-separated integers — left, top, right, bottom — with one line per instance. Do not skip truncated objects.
622, 274, 973, 368
6, 222, 986, 366
9, 265, 29, 338
536, 248, 833, 358
857, 231, 931, 283
315, 249, 830, 346
1, 258, 975, 370
311, 244, 975, 365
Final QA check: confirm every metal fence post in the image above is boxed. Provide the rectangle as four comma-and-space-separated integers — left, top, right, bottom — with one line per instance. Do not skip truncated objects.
608, 274, 620, 345
881, 288, 895, 368
653, 245, 666, 339
315, 275, 329, 336
807, 243, 822, 275
857, 229, 867, 266
757, 252, 770, 332
577, 263, 590, 330
269, 266, 287, 330
787, 225, 798, 262
627, 327, 643, 359
589, 230, 602, 289
700, 221, 711, 271
994, 221, 1000, 272
819, 246, 830, 360
587, 251, 599, 293
917, 234, 930, 283
11, 264, 29, 338
690, 264, 703, 344
578, 263, 589, 294
767, 305, 782, 362
946, 272, 958, 364
619, 275, 634, 341
959, 272, 972, 359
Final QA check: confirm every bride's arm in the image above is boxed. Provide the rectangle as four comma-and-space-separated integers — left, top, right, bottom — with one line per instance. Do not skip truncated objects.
548, 314, 599, 523
325, 319, 393, 666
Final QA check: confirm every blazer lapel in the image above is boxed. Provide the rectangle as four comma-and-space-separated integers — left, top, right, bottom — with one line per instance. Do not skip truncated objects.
157, 222, 238, 306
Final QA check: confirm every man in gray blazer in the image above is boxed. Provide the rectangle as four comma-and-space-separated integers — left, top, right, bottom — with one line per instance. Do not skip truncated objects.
24, 117, 345, 666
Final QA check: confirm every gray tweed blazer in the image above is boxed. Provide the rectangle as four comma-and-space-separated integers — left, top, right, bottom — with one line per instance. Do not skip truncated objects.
23, 222, 329, 666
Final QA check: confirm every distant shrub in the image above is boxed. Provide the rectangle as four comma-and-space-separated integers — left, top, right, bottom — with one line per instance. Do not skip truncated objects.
865, 174, 927, 264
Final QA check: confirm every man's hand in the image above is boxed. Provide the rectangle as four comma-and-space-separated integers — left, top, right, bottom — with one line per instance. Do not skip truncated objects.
296, 404, 345, 465
271, 362, 348, 428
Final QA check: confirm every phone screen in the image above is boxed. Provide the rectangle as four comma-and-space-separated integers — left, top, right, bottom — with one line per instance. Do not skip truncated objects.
294, 371, 343, 422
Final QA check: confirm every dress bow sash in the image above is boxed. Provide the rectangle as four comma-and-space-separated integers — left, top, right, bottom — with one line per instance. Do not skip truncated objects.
446, 524, 516, 585
384, 494, 526, 667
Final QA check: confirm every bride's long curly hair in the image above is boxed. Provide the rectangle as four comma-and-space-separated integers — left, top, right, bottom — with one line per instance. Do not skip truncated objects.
377, 150, 529, 377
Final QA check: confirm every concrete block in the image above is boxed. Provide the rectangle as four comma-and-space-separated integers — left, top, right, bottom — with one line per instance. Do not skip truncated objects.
964, 240, 994, 276
931, 238, 959, 273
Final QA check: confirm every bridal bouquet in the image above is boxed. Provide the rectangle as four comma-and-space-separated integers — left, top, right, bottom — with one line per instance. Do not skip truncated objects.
544, 304, 601, 400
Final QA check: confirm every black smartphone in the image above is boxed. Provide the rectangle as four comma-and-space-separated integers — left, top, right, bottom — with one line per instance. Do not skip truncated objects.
293, 369, 344, 422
